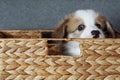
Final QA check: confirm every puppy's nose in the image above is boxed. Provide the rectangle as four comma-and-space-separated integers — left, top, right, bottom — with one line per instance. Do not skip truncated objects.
91, 30, 100, 35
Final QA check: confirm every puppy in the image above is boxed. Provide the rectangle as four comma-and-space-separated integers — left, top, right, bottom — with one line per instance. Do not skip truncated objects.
52, 9, 115, 56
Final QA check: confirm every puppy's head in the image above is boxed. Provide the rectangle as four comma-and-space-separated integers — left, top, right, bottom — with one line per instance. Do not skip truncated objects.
53, 10, 115, 38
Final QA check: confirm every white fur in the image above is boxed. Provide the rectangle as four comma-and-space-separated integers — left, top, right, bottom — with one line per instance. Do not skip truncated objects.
64, 41, 80, 56
66, 9, 105, 56
74, 9, 105, 38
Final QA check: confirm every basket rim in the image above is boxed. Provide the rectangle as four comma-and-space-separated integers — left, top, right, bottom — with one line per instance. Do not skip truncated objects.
0, 30, 54, 32
0, 38, 120, 40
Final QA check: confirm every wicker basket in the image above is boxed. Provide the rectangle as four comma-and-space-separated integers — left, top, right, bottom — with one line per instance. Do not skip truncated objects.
0, 30, 120, 80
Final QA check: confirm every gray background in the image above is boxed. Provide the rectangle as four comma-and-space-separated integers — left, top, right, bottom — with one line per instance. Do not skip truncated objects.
0, 0, 120, 30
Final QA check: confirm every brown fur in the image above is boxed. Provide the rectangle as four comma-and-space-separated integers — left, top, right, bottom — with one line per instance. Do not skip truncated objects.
95, 15, 106, 28
52, 18, 69, 38
96, 15, 115, 38
52, 14, 83, 38
66, 17, 83, 33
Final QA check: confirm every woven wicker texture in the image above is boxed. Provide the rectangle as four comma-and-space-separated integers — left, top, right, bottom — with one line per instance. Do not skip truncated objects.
2, 55, 120, 80
0, 38, 120, 80
0, 30, 54, 38
79, 39, 120, 80
0, 30, 120, 80
0, 39, 48, 80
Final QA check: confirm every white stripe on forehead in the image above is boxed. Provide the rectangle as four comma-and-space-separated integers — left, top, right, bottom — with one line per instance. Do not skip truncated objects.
74, 10, 99, 26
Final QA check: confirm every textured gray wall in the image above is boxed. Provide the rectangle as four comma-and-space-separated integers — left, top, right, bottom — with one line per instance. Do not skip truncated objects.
0, 0, 120, 30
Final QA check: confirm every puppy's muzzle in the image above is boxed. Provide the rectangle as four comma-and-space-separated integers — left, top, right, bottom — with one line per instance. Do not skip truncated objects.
91, 30, 100, 38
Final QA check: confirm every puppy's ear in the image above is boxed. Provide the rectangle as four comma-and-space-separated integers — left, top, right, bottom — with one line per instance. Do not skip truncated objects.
52, 19, 69, 38
105, 21, 115, 38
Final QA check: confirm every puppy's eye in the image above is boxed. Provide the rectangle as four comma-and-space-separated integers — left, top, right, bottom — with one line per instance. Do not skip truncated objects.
95, 23, 101, 29
78, 24, 85, 31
